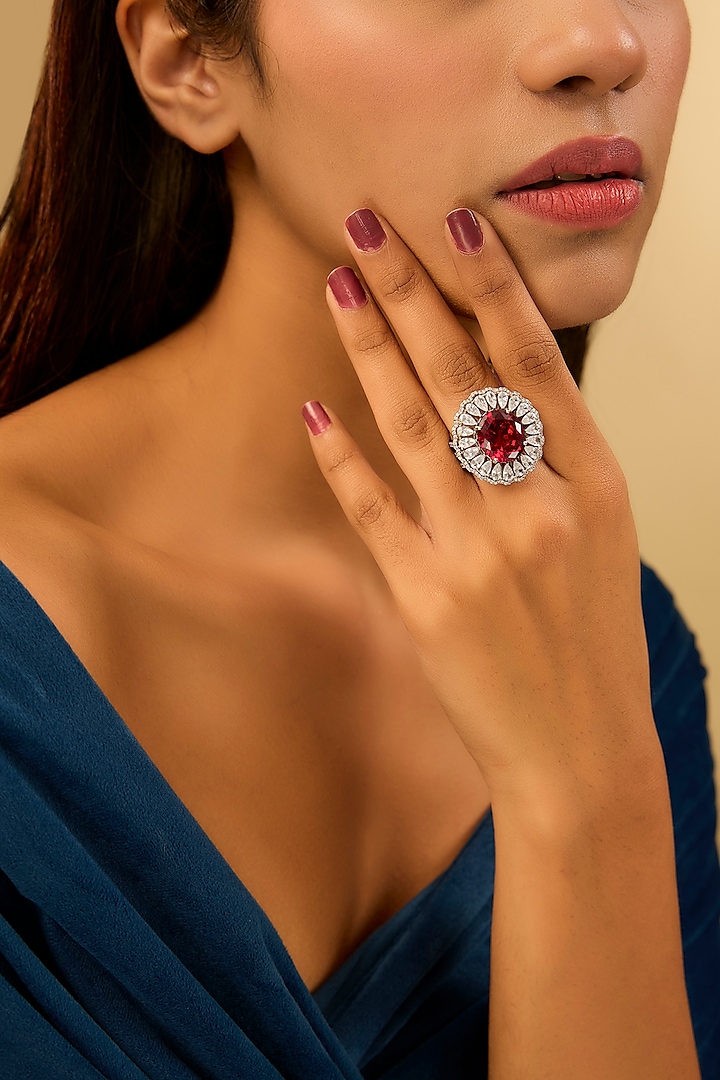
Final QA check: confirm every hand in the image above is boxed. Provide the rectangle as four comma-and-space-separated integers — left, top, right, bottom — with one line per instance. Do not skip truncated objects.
304, 207, 664, 812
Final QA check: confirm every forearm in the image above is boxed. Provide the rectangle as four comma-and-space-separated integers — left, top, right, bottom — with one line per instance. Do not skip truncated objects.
306, 188, 704, 1076
487, 748, 701, 1080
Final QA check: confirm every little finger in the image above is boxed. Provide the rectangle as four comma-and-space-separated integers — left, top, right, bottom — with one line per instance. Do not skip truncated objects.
301, 399, 432, 581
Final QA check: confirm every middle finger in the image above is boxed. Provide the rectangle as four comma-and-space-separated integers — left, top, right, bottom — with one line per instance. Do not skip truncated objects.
343, 208, 497, 428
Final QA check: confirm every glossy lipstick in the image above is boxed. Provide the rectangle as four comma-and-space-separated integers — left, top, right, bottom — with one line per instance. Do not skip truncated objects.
498, 137, 643, 229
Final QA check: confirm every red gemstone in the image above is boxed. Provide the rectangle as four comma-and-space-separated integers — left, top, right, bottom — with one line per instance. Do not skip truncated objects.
477, 409, 524, 463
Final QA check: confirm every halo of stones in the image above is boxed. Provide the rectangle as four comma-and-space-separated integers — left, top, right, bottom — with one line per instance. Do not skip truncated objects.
449, 386, 545, 485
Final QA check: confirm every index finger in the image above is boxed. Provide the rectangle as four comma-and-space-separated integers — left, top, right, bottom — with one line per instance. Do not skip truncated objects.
445, 208, 606, 482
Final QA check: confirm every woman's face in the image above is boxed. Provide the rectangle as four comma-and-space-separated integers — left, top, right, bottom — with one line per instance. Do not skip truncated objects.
228, 0, 690, 329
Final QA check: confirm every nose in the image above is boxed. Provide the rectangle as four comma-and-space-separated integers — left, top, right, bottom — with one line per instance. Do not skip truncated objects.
516, 1, 648, 98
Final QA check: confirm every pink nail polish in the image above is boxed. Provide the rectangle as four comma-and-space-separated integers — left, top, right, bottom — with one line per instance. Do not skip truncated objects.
446, 209, 484, 254
345, 209, 387, 253
302, 400, 332, 436
327, 266, 368, 309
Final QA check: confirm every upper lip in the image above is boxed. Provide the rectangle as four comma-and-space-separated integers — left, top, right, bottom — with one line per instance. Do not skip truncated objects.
500, 136, 643, 192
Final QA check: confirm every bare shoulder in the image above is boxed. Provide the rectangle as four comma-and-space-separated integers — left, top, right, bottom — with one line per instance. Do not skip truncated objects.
0, 360, 270, 675
0, 376, 104, 558
0, 363, 163, 658
0, 352, 159, 516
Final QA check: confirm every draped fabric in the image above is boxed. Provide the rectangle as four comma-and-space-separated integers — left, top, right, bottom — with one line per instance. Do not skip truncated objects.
1, 560, 719, 1078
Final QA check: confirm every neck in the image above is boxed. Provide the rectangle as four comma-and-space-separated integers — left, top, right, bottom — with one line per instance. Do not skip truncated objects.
123, 174, 420, 565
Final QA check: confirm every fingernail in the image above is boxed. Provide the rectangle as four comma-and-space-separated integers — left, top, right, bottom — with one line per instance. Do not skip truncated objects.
345, 208, 387, 253
302, 400, 332, 436
327, 266, 368, 309
446, 208, 484, 254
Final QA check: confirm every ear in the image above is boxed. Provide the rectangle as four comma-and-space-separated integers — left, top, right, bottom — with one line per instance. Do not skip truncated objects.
115, 0, 241, 153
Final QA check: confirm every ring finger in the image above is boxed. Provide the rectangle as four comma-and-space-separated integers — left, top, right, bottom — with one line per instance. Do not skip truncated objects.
325, 262, 473, 509
342, 208, 498, 435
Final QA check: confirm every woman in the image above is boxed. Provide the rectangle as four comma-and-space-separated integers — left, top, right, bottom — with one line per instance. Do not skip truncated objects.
0, 0, 718, 1076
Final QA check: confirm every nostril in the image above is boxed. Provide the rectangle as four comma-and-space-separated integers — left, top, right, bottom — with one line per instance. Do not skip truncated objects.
556, 75, 588, 91
516, 21, 648, 99
616, 69, 644, 93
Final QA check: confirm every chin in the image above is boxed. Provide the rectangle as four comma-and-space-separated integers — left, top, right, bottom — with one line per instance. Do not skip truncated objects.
436, 239, 642, 332
534, 284, 634, 331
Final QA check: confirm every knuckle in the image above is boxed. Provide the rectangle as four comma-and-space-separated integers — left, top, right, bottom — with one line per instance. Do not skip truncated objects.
520, 504, 580, 568
352, 324, 395, 360
392, 400, 443, 449
468, 265, 515, 310
433, 340, 483, 395
589, 462, 631, 519
376, 261, 423, 305
569, 449, 630, 519
508, 333, 559, 387
535, 514, 576, 557
324, 444, 359, 478
418, 578, 461, 635
352, 488, 396, 531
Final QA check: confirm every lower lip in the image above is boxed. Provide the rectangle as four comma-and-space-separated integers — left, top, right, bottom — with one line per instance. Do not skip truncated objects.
498, 177, 642, 229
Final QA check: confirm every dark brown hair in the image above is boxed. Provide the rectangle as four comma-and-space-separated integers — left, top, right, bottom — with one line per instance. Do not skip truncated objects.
0, 0, 590, 416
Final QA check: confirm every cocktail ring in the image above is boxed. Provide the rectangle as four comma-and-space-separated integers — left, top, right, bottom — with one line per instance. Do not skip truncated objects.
450, 387, 544, 485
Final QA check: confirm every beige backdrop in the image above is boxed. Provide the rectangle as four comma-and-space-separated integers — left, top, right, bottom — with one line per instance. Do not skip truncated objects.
2, 2, 719, 837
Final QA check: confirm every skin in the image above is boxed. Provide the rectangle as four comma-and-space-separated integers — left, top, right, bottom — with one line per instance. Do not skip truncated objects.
0, 0, 699, 1073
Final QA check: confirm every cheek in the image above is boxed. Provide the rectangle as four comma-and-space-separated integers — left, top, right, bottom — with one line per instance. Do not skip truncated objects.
244, 1, 500, 253
639, 3, 691, 172
236, 0, 692, 330
656, 0, 692, 88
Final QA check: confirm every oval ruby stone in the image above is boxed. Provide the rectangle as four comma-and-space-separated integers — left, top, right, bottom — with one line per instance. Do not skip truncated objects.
477, 409, 524, 463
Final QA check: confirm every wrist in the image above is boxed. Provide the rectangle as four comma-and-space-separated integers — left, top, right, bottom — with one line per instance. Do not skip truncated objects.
483, 732, 672, 847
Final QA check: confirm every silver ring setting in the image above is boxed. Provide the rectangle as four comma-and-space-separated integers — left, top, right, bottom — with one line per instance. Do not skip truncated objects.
450, 387, 544, 485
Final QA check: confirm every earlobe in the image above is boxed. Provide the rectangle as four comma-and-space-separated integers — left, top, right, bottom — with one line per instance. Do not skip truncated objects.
115, 0, 239, 154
